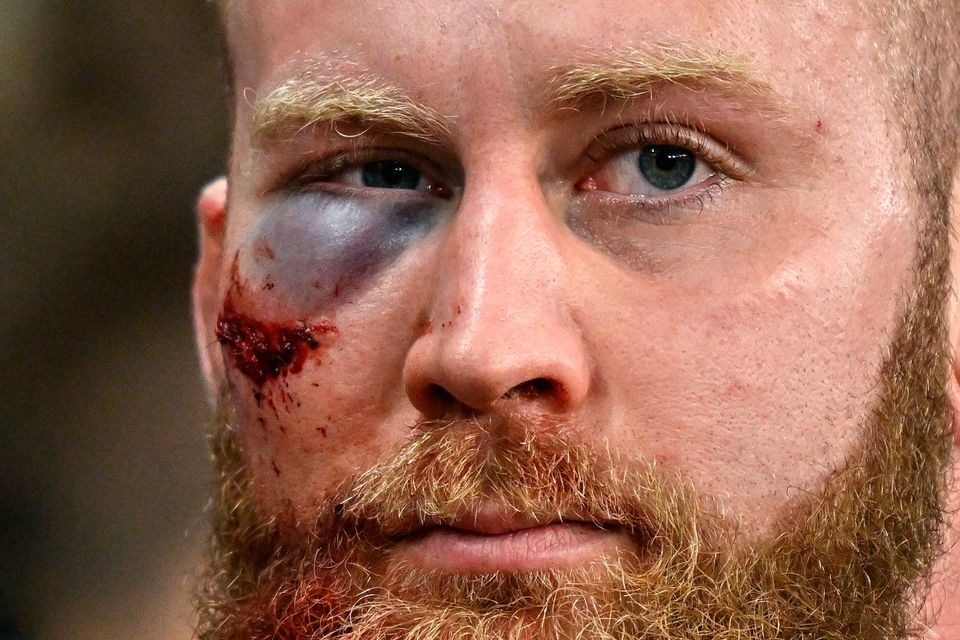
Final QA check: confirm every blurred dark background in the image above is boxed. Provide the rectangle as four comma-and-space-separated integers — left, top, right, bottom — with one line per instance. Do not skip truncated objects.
0, 2, 229, 638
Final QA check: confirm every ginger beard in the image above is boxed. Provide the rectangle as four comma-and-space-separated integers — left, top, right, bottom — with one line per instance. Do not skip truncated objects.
196, 215, 954, 640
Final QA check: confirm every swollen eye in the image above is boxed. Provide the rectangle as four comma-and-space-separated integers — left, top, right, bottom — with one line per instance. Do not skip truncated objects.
361, 160, 423, 190
638, 145, 696, 191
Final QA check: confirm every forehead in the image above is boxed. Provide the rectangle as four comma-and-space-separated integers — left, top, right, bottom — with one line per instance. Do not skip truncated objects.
226, 0, 879, 125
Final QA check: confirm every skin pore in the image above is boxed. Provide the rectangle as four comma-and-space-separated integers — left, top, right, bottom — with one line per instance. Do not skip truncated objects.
194, 1, 960, 638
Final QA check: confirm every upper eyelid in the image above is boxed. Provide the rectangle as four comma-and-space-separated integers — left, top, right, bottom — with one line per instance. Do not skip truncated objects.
263, 145, 460, 196
585, 122, 753, 181
283, 148, 423, 187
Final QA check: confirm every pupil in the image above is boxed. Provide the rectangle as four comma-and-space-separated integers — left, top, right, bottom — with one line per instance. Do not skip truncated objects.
361, 160, 422, 190
638, 145, 696, 190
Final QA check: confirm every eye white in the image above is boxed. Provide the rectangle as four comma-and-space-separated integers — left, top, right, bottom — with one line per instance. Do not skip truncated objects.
599, 146, 712, 196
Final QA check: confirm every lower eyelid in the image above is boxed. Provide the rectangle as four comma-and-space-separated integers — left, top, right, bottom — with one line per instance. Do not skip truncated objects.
577, 174, 729, 215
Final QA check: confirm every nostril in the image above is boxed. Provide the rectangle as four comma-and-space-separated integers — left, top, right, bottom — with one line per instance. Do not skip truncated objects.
415, 383, 482, 419
426, 383, 457, 407
418, 378, 561, 416
503, 377, 559, 401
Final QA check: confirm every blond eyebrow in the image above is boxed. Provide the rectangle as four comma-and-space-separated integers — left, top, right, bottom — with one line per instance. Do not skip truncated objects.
252, 73, 451, 146
547, 45, 787, 113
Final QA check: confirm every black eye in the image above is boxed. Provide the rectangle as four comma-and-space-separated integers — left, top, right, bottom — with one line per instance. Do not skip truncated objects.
361, 160, 422, 190
638, 145, 696, 191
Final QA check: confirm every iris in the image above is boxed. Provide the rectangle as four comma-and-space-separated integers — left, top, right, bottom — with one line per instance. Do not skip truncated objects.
638, 145, 696, 191
361, 160, 422, 190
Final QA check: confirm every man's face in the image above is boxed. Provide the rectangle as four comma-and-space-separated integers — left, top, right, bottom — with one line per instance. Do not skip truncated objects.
193, 1, 957, 638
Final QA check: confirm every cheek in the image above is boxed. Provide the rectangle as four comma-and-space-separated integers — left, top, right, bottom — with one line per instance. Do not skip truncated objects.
227, 332, 414, 513
586, 203, 911, 536
219, 192, 446, 505
221, 219, 438, 513
595, 298, 874, 535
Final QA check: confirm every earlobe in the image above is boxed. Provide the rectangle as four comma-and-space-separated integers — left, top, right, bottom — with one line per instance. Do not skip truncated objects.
193, 177, 229, 404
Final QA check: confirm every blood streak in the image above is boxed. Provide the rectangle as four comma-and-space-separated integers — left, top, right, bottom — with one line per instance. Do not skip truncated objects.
253, 238, 276, 261
216, 297, 337, 385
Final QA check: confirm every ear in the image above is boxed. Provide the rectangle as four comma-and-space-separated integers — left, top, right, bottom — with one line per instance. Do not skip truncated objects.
193, 177, 229, 404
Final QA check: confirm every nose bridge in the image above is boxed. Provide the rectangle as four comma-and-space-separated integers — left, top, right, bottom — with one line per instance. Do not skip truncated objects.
448, 177, 562, 333
403, 172, 591, 414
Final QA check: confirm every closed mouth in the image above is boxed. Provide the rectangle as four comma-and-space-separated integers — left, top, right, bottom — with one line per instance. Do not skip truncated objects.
389, 503, 641, 573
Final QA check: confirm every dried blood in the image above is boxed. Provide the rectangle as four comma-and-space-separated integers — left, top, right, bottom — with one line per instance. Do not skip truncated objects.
216, 297, 337, 385
253, 238, 276, 261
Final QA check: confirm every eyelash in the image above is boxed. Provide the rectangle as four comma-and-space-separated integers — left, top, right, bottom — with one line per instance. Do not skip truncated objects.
588, 122, 744, 169
574, 121, 749, 219
273, 122, 747, 219
276, 147, 453, 197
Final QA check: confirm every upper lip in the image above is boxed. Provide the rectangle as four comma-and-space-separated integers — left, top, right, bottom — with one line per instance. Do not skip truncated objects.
450, 504, 548, 535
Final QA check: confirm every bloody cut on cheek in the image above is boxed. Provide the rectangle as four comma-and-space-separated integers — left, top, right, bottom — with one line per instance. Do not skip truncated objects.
213, 188, 448, 404
215, 254, 339, 403
216, 297, 337, 385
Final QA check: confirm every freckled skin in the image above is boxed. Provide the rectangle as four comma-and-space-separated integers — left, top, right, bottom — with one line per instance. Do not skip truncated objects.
194, 0, 960, 632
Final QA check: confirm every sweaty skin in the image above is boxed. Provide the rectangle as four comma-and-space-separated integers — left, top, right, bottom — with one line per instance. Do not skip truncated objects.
194, 0, 960, 636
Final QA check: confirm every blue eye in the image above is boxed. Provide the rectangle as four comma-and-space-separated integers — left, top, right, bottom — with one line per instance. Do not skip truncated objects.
638, 145, 696, 191
361, 160, 423, 190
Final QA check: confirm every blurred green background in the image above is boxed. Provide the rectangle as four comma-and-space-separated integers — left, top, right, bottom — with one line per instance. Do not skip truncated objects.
0, 2, 228, 637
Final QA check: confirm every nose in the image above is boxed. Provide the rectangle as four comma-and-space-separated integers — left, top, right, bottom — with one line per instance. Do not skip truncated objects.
402, 175, 592, 417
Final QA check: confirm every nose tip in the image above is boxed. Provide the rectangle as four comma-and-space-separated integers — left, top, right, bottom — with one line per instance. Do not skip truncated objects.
403, 316, 591, 417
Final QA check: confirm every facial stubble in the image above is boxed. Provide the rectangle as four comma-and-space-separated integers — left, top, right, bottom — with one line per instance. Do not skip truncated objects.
196, 217, 954, 640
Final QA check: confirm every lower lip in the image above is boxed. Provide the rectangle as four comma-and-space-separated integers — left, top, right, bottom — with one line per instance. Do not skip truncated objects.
395, 522, 636, 573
